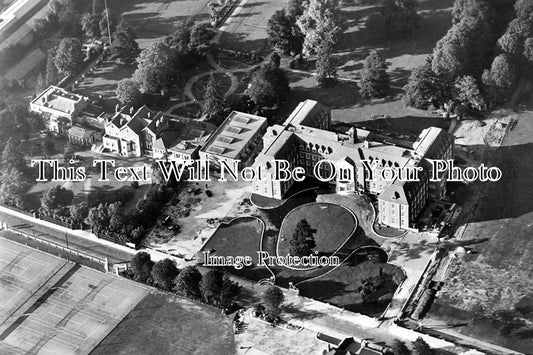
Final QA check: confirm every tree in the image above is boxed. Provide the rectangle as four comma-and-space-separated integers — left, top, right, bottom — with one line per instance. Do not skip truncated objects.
46, 48, 59, 85
151, 258, 179, 290
287, 0, 305, 19
315, 42, 337, 86
412, 337, 432, 355
92, 0, 104, 13
81, 12, 101, 40
482, 53, 518, 100
54, 38, 84, 76
201, 269, 224, 304
297, 0, 344, 57
188, 23, 215, 55
359, 50, 390, 98
133, 42, 177, 93
452, 75, 486, 112
380, 0, 421, 39
39, 185, 74, 216
110, 22, 140, 64
202, 74, 225, 120
262, 286, 285, 319
174, 266, 202, 297
391, 339, 411, 355
2, 137, 26, 172
116, 79, 142, 107
0, 168, 30, 206
452, 0, 495, 24
69, 202, 89, 226
498, 31, 525, 57
404, 59, 452, 109
245, 63, 290, 107
267, 9, 304, 54
64, 141, 76, 161
131, 251, 154, 282
289, 219, 316, 257
220, 274, 240, 308
515, 0, 533, 22
88, 203, 111, 236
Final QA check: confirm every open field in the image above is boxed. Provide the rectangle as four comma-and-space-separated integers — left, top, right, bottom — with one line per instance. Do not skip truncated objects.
91, 292, 235, 355
218, 0, 289, 53
426, 95, 533, 353
109, 0, 212, 48
0, 239, 148, 355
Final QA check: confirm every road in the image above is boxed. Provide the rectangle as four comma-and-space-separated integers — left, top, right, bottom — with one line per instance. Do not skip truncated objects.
0, 209, 134, 264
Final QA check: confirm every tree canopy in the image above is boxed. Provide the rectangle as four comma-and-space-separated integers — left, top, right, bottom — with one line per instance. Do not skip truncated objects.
289, 219, 316, 257
151, 258, 179, 290
262, 286, 285, 318
174, 266, 202, 297
201, 269, 224, 304
245, 63, 290, 108
116, 78, 142, 107
54, 38, 84, 76
202, 74, 225, 120
133, 42, 177, 93
111, 22, 140, 64
131, 251, 154, 282
297, 0, 344, 57
359, 50, 390, 98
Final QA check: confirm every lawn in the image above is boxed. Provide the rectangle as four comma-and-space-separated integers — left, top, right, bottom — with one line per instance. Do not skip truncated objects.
90, 293, 235, 355
218, 0, 288, 54
109, 0, 212, 48
297, 262, 405, 316
202, 217, 263, 262
277, 202, 357, 259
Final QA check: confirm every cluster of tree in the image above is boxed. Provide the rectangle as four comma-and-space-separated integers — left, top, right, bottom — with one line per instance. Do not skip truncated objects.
80, 8, 116, 41
110, 22, 140, 64
390, 337, 433, 355
266, 0, 305, 55
0, 139, 32, 209
129, 252, 240, 307
0, 105, 43, 142
267, 0, 343, 86
202, 74, 226, 122
359, 50, 391, 98
38, 185, 74, 218
44, 37, 84, 82
33, 0, 85, 38
116, 20, 215, 107
245, 54, 290, 109
87, 187, 168, 245
366, 0, 421, 41
404, 0, 518, 113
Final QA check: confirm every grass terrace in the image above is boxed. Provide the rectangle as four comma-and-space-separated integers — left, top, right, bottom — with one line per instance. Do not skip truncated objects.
277, 203, 357, 262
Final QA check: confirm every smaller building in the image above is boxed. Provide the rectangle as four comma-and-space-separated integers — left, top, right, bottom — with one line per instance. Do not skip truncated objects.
30, 86, 89, 133
199, 111, 268, 167
67, 125, 100, 146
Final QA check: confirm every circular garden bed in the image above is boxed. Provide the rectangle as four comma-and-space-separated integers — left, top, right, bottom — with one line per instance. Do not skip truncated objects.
191, 72, 232, 100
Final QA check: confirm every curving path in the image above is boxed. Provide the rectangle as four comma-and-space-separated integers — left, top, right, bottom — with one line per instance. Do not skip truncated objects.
165, 50, 266, 120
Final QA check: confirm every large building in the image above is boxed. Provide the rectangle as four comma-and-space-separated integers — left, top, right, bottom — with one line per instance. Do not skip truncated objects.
103, 105, 213, 160
199, 111, 268, 167
251, 100, 454, 229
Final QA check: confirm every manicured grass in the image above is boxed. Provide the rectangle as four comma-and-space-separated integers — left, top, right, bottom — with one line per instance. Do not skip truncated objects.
201, 217, 263, 264
297, 262, 404, 316
277, 203, 357, 257
91, 293, 235, 355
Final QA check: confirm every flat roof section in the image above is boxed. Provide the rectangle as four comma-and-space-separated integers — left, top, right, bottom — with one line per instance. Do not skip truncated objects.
200, 111, 267, 160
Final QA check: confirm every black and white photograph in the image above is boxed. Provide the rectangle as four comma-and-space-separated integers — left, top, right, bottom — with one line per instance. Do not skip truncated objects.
0, 0, 531, 354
